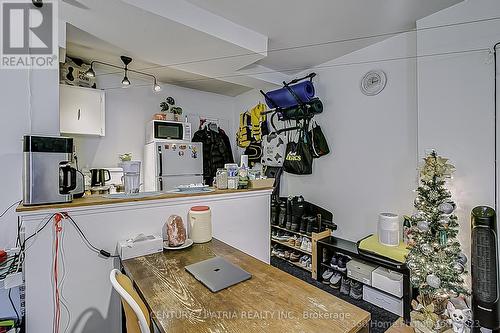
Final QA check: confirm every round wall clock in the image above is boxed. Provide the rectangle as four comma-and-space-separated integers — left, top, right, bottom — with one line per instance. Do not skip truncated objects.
360, 70, 387, 96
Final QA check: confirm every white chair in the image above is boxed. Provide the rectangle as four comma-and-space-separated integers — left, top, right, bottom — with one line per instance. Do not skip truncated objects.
110, 269, 151, 333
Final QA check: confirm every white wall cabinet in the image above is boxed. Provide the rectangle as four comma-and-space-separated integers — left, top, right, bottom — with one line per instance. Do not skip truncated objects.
60, 84, 105, 136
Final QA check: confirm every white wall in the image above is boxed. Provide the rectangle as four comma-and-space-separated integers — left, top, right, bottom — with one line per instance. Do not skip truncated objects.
234, 33, 418, 242
72, 74, 235, 170
0, 68, 59, 318
416, 0, 500, 268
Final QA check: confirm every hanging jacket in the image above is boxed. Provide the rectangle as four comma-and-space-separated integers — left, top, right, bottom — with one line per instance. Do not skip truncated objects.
192, 127, 234, 185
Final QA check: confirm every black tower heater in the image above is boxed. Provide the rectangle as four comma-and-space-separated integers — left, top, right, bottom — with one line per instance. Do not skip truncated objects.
471, 206, 500, 329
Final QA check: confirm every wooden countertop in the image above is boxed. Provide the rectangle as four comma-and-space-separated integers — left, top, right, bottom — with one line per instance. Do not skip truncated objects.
16, 187, 272, 213
122, 239, 370, 333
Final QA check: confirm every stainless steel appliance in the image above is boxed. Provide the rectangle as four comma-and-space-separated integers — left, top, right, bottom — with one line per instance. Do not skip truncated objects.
23, 135, 84, 205
146, 120, 192, 143
90, 168, 111, 187
144, 141, 203, 192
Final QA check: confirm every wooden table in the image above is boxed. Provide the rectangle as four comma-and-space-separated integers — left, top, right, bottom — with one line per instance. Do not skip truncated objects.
122, 239, 370, 333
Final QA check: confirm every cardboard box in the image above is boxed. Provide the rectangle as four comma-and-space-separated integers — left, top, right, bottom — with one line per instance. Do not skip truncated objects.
248, 178, 275, 189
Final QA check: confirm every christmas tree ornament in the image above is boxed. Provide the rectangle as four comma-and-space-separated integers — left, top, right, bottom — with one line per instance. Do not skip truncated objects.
439, 230, 448, 246
453, 262, 465, 274
426, 274, 441, 288
421, 243, 433, 255
410, 275, 422, 285
457, 252, 467, 265
438, 202, 455, 214
407, 260, 417, 270
417, 220, 430, 232
429, 191, 439, 201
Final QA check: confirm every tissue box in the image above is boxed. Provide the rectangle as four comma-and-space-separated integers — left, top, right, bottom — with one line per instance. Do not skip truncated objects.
118, 234, 163, 260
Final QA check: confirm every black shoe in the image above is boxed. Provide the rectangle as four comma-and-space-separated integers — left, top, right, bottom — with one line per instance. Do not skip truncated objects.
285, 197, 293, 229
349, 280, 363, 300
291, 216, 301, 232
271, 200, 279, 226
309, 216, 319, 234
299, 216, 308, 234
291, 196, 305, 224
278, 202, 287, 227
306, 217, 315, 235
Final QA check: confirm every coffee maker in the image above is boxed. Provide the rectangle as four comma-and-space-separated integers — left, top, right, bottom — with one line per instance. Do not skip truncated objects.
23, 135, 85, 206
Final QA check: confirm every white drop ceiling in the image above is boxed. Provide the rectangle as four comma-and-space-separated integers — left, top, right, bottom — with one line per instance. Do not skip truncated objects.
61, 0, 462, 96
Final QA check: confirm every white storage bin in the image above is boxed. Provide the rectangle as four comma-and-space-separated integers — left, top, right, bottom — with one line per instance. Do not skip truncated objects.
363, 285, 403, 316
371, 267, 404, 298
347, 259, 377, 285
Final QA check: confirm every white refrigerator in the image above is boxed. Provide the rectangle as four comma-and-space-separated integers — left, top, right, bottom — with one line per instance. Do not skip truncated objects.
144, 141, 203, 192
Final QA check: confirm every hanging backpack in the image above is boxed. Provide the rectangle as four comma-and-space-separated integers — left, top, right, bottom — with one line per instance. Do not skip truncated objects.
308, 121, 330, 158
261, 133, 286, 167
283, 130, 313, 175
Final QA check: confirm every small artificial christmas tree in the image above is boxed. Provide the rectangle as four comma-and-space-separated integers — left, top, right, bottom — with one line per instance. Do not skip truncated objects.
406, 151, 469, 307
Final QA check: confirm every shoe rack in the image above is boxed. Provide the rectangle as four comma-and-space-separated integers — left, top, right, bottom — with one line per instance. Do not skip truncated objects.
316, 235, 413, 323
270, 197, 335, 276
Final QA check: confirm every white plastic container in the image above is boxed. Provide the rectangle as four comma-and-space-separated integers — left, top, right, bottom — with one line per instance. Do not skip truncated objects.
189, 206, 212, 243
371, 267, 404, 298
378, 212, 400, 246
363, 285, 403, 316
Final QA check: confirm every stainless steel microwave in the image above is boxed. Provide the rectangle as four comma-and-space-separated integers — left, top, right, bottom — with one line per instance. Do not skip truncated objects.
146, 120, 192, 142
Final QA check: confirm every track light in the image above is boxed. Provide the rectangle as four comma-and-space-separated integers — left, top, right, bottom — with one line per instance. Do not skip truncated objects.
85, 64, 95, 78
153, 79, 162, 92
86, 56, 160, 90
122, 71, 131, 86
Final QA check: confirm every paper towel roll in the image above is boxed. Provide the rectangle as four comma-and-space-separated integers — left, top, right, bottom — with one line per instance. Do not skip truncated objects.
378, 213, 400, 246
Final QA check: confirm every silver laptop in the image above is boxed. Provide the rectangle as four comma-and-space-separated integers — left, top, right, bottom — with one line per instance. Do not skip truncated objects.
185, 256, 252, 292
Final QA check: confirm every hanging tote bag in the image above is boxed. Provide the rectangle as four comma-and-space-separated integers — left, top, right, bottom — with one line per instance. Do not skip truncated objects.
308, 121, 330, 158
283, 130, 313, 175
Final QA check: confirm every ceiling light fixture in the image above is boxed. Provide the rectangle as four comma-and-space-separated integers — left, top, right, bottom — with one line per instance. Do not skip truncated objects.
85, 56, 161, 92
120, 56, 132, 87
85, 64, 95, 78
153, 78, 162, 92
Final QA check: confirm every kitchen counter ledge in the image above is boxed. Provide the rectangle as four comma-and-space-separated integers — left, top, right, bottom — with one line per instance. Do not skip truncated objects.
16, 187, 273, 213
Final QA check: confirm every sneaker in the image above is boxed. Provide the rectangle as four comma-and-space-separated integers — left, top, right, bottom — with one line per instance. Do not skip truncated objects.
288, 235, 297, 246
290, 252, 301, 262
340, 277, 351, 295
322, 269, 334, 284
307, 240, 312, 253
337, 256, 349, 272
349, 280, 363, 300
330, 254, 339, 269
330, 273, 342, 289
300, 238, 308, 251
301, 256, 311, 269
299, 255, 309, 267
276, 232, 289, 241
271, 244, 279, 256
284, 251, 291, 260
295, 236, 302, 247
277, 248, 285, 258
